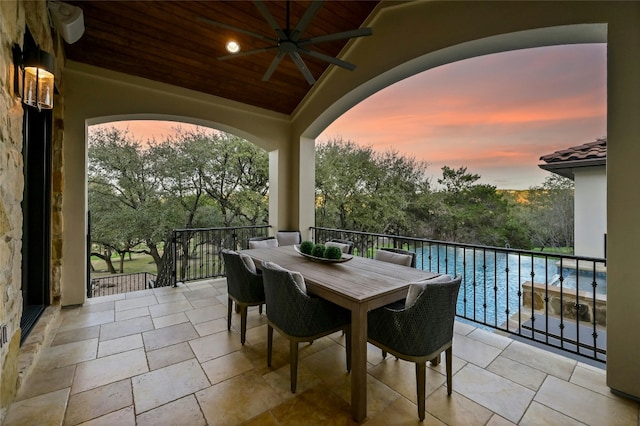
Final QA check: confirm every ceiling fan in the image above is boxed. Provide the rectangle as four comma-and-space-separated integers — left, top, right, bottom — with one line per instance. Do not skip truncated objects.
199, 0, 373, 85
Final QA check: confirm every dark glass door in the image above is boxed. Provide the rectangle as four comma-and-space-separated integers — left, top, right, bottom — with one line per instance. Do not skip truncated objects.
20, 106, 52, 344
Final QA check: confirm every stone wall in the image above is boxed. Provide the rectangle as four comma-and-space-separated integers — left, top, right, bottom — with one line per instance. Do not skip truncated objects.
522, 281, 607, 326
0, 2, 27, 421
0, 1, 64, 422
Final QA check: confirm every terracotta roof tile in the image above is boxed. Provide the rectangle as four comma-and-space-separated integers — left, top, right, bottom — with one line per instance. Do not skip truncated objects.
540, 137, 607, 163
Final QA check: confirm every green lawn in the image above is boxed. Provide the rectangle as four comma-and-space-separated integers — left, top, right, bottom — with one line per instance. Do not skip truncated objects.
91, 252, 158, 278
532, 247, 574, 255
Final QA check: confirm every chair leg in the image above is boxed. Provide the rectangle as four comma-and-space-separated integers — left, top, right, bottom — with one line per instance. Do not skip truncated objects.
416, 362, 426, 421
446, 346, 453, 395
259, 303, 263, 314
267, 325, 273, 367
227, 298, 232, 331
240, 306, 247, 345
345, 327, 351, 372
431, 352, 441, 366
381, 350, 387, 359
290, 340, 299, 393
235, 303, 241, 314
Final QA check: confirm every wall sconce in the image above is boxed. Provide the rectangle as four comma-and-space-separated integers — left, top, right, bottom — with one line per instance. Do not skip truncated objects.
12, 30, 56, 110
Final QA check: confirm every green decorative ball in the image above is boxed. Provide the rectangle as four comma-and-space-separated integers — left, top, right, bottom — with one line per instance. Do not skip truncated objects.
312, 244, 326, 257
299, 240, 314, 255
324, 246, 343, 260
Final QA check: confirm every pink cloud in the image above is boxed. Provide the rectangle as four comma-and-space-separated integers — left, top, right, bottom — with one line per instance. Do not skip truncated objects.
320, 44, 606, 188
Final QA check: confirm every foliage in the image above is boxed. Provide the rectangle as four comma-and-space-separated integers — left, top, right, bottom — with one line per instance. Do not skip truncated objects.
312, 244, 326, 257
315, 140, 536, 249
150, 128, 269, 227
315, 137, 430, 235
299, 240, 314, 254
88, 125, 269, 274
89, 126, 576, 276
426, 166, 531, 247
521, 174, 574, 250
324, 246, 343, 259
88, 127, 168, 272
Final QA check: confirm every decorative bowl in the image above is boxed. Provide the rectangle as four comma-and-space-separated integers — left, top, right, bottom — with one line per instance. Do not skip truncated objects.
294, 244, 353, 263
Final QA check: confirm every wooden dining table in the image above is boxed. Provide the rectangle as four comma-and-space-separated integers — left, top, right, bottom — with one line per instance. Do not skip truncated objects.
242, 245, 439, 422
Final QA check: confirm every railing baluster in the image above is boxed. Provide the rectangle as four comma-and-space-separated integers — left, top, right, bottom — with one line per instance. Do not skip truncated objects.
185, 224, 613, 364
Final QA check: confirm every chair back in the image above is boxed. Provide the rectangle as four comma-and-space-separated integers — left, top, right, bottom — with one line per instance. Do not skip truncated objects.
221, 249, 265, 303
248, 236, 279, 249
375, 247, 416, 268
369, 275, 462, 357
275, 230, 302, 246
261, 261, 349, 337
325, 239, 354, 254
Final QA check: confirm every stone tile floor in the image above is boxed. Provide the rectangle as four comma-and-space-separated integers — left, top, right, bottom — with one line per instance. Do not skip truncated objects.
4, 278, 639, 425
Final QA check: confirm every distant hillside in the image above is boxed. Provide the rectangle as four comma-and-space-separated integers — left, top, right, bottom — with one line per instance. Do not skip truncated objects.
498, 189, 535, 204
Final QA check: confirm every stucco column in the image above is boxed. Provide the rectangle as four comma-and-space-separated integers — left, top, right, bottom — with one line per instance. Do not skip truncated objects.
606, 5, 640, 399
298, 136, 316, 241
60, 80, 89, 307
270, 133, 314, 236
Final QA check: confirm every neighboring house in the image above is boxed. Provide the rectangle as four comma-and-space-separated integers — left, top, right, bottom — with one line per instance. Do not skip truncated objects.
539, 138, 607, 258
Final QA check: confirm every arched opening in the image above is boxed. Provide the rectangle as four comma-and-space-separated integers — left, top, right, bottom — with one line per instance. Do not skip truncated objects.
85, 117, 270, 296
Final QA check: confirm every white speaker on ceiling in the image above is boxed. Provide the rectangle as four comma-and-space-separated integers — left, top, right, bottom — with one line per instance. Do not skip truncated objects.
48, 1, 85, 44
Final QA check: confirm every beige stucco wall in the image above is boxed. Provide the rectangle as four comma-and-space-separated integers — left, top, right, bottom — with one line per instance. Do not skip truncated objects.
605, 3, 640, 399
62, 63, 294, 305
574, 167, 607, 258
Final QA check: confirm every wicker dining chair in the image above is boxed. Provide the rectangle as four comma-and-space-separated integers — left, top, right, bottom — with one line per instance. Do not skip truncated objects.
275, 230, 302, 246
367, 275, 462, 421
221, 249, 265, 345
261, 261, 351, 393
248, 236, 279, 249
374, 247, 417, 268
325, 238, 354, 254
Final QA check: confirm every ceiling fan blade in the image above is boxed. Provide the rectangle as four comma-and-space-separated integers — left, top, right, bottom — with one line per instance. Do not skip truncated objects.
253, 0, 287, 40
289, 0, 324, 42
297, 47, 357, 71
299, 28, 373, 46
262, 51, 286, 81
198, 16, 277, 43
218, 46, 278, 61
289, 51, 315, 85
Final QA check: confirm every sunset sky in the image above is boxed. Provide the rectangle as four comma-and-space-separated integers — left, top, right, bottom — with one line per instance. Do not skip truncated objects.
98, 43, 606, 190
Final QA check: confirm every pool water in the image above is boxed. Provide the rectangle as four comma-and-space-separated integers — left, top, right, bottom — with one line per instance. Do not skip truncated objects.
415, 246, 607, 328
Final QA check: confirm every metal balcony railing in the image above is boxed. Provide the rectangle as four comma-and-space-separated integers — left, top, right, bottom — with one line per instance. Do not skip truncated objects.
311, 227, 607, 363
162, 225, 271, 287
88, 272, 157, 298
88, 225, 270, 296
90, 225, 606, 363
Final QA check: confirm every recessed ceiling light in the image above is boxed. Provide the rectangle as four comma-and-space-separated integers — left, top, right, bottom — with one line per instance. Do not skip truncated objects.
225, 40, 240, 54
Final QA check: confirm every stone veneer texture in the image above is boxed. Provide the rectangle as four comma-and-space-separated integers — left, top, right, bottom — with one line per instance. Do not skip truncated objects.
0, 0, 65, 423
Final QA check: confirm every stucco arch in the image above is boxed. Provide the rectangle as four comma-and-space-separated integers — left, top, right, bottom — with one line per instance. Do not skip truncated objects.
65, 63, 288, 151
284, 1, 639, 400
86, 113, 268, 150
291, 20, 607, 236
62, 63, 293, 306
301, 23, 606, 140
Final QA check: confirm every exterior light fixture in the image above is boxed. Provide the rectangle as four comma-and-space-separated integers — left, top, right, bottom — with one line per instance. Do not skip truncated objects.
12, 30, 56, 110
225, 40, 240, 54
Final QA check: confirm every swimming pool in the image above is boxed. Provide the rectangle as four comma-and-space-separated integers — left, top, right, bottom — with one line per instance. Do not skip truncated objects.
415, 246, 607, 328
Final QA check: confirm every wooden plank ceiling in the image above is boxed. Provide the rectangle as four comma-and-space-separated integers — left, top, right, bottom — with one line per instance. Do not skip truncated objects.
63, 1, 380, 115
